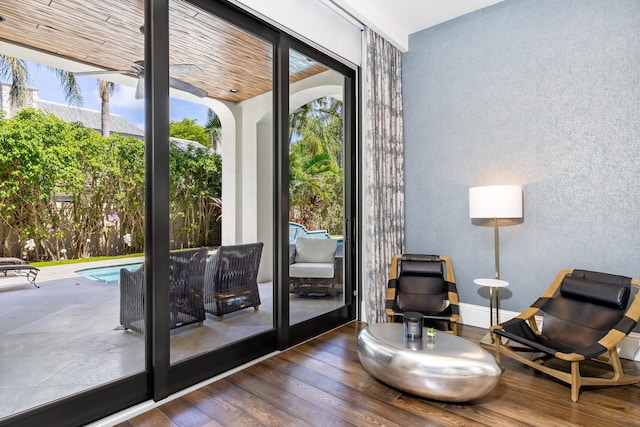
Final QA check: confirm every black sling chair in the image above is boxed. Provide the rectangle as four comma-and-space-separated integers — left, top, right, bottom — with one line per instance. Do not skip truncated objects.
491, 269, 640, 402
385, 254, 460, 335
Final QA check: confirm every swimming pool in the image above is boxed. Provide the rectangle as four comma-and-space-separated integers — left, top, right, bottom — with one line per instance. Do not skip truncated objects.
75, 263, 142, 283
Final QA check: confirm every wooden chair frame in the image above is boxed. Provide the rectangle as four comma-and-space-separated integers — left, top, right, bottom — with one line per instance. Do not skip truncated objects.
385, 254, 460, 335
491, 268, 640, 401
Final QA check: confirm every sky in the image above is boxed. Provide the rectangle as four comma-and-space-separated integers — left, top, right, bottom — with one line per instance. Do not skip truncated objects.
27, 62, 209, 130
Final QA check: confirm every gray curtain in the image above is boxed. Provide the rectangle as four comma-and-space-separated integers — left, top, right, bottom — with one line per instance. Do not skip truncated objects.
364, 27, 405, 324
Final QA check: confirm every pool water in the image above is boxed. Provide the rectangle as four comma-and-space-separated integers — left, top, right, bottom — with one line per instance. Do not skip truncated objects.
75, 263, 142, 283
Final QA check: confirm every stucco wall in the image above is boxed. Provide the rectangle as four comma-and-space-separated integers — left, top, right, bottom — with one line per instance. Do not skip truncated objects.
403, 0, 640, 313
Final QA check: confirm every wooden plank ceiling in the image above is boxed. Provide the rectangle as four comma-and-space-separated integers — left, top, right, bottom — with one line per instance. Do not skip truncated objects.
0, 0, 328, 103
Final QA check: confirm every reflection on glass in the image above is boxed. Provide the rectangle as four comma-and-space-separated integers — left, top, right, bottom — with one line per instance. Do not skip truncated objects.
168, 0, 274, 364
288, 49, 346, 325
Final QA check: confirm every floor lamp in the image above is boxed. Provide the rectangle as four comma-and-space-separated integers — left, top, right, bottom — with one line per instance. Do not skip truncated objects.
469, 185, 523, 347
469, 185, 523, 281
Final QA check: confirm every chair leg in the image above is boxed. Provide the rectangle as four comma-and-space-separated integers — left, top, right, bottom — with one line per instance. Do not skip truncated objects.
608, 348, 625, 381
451, 322, 458, 336
571, 361, 581, 402
493, 333, 502, 362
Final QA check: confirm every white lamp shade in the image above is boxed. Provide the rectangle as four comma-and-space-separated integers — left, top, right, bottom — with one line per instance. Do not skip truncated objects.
469, 185, 523, 219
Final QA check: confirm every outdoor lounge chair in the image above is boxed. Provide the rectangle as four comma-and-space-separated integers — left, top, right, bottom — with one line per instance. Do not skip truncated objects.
385, 254, 459, 335
491, 269, 640, 402
289, 237, 343, 297
0, 257, 39, 288
119, 248, 208, 333
204, 242, 263, 320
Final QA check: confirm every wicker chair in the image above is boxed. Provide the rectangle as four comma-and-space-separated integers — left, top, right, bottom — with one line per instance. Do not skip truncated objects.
119, 248, 208, 333
204, 242, 263, 320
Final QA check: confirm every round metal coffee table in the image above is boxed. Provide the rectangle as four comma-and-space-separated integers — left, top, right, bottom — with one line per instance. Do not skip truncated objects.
357, 323, 502, 402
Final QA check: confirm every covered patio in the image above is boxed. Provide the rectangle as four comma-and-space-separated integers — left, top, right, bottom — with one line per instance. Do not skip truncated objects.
0, 260, 343, 418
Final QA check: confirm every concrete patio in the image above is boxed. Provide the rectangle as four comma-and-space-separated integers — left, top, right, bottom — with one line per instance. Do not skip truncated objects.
0, 259, 343, 419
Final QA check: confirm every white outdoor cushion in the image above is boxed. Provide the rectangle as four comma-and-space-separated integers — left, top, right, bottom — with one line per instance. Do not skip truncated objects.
290, 262, 334, 279
294, 237, 337, 263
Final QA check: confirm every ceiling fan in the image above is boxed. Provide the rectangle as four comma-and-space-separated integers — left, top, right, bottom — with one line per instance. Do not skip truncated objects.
74, 53, 207, 99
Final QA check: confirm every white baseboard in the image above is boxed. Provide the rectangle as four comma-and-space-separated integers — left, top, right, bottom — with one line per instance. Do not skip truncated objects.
618, 332, 640, 361
459, 303, 640, 361
458, 302, 519, 329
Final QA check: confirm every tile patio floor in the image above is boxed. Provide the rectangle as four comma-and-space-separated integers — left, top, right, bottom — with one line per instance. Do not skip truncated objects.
0, 259, 342, 420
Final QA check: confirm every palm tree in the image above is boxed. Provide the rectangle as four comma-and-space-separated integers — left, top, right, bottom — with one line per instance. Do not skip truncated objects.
0, 54, 83, 110
0, 55, 30, 108
205, 108, 222, 151
288, 98, 344, 231
49, 67, 83, 107
98, 80, 115, 136
289, 96, 343, 144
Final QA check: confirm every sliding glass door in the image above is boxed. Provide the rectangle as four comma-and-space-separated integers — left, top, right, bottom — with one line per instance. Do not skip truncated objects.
0, 1, 357, 425
167, 0, 275, 366
0, 1, 148, 424
283, 40, 357, 345
288, 50, 348, 324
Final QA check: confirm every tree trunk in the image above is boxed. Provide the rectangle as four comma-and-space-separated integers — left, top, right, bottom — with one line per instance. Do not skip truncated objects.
99, 80, 113, 137
101, 95, 110, 137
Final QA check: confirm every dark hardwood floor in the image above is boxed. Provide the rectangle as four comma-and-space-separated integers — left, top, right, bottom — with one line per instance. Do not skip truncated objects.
116, 321, 640, 427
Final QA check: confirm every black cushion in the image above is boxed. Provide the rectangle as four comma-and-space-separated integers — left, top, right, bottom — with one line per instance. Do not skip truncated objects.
396, 260, 447, 313
400, 259, 443, 276
571, 269, 630, 286
560, 276, 629, 309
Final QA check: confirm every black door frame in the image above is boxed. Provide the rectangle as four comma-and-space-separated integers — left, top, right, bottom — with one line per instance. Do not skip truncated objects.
278, 36, 358, 348
2, 1, 358, 425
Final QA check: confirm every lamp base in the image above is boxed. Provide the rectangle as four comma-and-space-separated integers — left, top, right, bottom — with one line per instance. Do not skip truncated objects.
479, 332, 531, 352
479, 332, 500, 351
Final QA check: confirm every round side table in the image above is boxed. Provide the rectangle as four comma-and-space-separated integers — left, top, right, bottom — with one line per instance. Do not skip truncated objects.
473, 278, 509, 327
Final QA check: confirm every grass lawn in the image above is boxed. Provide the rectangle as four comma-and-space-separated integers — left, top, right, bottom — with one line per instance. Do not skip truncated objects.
31, 252, 144, 268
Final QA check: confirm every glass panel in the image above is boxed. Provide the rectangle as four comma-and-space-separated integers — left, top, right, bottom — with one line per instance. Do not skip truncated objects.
168, 0, 274, 364
0, 1, 145, 419
288, 49, 346, 324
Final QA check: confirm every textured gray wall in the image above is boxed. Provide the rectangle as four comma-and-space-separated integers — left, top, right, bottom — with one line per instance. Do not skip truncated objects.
403, 0, 640, 313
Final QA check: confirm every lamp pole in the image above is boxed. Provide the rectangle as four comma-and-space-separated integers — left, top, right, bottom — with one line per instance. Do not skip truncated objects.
493, 216, 501, 324
493, 217, 500, 280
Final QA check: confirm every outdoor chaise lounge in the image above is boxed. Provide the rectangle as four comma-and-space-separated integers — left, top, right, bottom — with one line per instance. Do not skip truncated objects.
0, 257, 40, 288
119, 248, 208, 333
